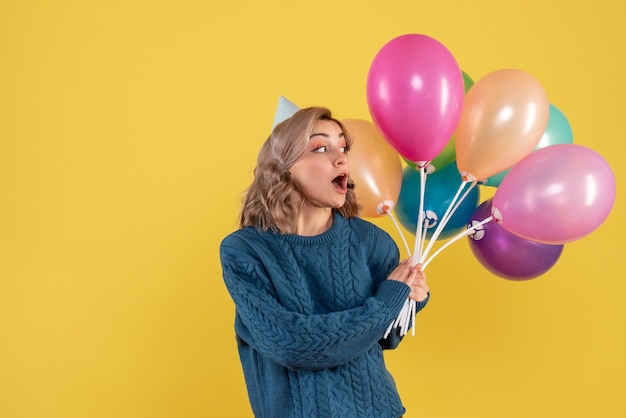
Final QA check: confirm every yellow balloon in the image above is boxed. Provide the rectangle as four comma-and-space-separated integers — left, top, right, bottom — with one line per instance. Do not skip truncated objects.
342, 119, 402, 218
455, 69, 550, 181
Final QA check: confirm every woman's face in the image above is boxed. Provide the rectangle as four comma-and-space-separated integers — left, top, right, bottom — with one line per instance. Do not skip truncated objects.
289, 119, 350, 210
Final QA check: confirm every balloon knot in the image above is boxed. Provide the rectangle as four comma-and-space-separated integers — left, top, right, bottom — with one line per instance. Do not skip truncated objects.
491, 207, 503, 223
377, 200, 395, 215
460, 171, 477, 182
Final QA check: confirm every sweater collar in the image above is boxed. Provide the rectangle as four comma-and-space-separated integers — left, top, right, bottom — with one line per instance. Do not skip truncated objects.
279, 211, 344, 246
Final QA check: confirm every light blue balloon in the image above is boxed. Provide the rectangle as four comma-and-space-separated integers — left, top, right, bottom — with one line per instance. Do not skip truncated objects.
483, 103, 574, 187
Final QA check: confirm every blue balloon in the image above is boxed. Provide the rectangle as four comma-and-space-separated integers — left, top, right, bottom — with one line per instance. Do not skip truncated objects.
395, 162, 480, 239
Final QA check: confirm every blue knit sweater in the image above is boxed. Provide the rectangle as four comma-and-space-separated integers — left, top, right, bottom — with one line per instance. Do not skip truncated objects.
220, 212, 429, 417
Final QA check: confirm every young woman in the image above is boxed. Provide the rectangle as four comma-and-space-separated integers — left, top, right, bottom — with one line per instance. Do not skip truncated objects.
220, 106, 430, 417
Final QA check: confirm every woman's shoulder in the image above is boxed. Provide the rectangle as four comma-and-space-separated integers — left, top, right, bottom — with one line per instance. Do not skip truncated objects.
222, 226, 260, 240
220, 227, 272, 254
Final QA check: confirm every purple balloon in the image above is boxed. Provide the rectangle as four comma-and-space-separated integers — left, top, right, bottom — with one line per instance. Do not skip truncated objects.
366, 34, 465, 163
468, 199, 564, 281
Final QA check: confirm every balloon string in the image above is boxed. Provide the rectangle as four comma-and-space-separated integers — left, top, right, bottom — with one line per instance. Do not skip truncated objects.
387, 261, 429, 339
389, 293, 419, 337
421, 215, 494, 270
385, 174, 476, 339
419, 179, 469, 263
383, 298, 410, 339
411, 166, 428, 262
442, 181, 477, 231
410, 296, 416, 336
385, 209, 412, 257
419, 219, 429, 261
402, 299, 412, 336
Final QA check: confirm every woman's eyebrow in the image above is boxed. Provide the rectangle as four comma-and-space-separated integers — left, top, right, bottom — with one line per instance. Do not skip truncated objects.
309, 132, 345, 139
309, 132, 329, 139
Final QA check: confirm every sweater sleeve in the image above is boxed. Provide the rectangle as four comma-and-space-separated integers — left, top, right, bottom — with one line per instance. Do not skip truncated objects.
220, 234, 411, 371
362, 224, 430, 350
379, 293, 430, 349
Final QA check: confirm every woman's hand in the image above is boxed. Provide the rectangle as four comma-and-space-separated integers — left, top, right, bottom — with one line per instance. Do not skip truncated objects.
386, 258, 429, 302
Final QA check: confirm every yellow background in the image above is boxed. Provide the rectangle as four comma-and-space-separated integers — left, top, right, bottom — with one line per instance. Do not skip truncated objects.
1, 1, 624, 417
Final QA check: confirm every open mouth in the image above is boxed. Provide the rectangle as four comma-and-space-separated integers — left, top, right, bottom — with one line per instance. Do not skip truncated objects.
332, 173, 348, 192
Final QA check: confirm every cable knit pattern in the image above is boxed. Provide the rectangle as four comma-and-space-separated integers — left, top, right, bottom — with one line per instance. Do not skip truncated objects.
220, 212, 429, 417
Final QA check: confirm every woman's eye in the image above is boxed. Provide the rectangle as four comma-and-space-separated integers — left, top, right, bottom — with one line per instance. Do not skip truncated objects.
313, 146, 327, 153
340, 146, 349, 153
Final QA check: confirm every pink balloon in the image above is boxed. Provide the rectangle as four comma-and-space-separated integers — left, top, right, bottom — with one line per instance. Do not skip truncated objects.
492, 144, 616, 244
366, 34, 465, 163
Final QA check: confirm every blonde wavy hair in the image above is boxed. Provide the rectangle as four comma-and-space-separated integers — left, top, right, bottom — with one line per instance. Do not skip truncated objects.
239, 106, 360, 233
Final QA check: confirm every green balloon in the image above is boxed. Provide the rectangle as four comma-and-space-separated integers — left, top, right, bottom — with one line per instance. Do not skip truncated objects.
403, 137, 455, 172
462, 70, 475, 93
430, 136, 456, 171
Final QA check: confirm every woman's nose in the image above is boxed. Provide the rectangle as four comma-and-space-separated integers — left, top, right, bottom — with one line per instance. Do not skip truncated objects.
334, 150, 347, 166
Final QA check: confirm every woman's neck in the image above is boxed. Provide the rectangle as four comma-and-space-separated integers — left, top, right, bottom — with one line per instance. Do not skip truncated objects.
296, 206, 333, 236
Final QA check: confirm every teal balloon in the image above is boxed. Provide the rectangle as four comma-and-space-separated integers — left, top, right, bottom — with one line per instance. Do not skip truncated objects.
483, 103, 574, 187
395, 162, 480, 240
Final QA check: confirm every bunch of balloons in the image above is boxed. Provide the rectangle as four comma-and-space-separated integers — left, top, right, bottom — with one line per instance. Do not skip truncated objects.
339, 33, 616, 336
272, 33, 616, 283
